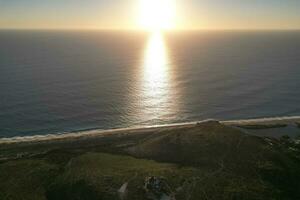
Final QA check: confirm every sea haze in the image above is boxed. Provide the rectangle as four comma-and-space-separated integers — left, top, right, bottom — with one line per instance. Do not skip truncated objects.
0, 30, 300, 138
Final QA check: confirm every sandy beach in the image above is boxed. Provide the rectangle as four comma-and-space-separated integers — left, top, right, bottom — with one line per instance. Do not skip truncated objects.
1, 116, 299, 145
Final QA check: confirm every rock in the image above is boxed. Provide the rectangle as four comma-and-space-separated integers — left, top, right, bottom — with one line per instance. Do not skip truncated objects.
144, 177, 174, 200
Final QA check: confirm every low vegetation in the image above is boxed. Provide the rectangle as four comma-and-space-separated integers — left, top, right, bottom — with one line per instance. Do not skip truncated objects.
1, 121, 300, 200
236, 124, 288, 129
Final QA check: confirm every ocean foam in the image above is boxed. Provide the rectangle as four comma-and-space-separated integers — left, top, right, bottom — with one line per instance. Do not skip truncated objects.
1, 116, 299, 144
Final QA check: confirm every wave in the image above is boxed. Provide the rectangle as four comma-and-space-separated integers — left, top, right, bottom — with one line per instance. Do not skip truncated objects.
1, 116, 299, 144
223, 116, 300, 125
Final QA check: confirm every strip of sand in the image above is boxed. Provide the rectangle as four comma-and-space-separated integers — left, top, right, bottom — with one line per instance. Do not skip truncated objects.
1, 116, 299, 145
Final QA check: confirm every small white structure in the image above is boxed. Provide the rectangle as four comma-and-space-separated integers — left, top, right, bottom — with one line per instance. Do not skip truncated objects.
118, 182, 128, 200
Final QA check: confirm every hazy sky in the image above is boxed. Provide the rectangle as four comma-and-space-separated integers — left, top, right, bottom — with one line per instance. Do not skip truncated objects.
1, 0, 300, 30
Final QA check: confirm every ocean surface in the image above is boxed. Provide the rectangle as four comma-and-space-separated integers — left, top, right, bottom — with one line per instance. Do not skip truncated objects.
1, 30, 300, 138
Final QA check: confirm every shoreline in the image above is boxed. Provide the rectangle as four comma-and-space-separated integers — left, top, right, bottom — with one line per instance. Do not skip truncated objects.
1, 116, 300, 145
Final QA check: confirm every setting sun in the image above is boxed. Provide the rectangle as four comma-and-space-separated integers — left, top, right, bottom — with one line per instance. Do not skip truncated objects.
138, 0, 176, 31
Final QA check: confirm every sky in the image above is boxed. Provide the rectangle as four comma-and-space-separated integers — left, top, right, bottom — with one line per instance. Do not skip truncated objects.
0, 0, 300, 30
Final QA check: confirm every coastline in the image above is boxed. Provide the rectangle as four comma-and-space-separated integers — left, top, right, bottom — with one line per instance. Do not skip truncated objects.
1, 116, 300, 145
1, 115, 300, 199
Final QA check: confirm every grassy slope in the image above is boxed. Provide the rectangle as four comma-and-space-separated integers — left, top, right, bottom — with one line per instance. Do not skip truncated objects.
236, 124, 288, 129
0, 121, 300, 200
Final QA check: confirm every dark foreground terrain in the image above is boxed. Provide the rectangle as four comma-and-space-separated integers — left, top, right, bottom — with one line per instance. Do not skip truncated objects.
0, 121, 300, 200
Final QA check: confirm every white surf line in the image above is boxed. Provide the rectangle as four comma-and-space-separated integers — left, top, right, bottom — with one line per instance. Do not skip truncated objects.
222, 116, 300, 125
0, 116, 299, 144
0, 121, 198, 145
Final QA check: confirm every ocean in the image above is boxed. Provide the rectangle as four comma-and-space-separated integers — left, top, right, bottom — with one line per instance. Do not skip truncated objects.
1, 30, 300, 138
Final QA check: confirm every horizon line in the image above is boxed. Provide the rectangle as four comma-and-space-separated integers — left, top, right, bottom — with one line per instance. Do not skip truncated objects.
0, 27, 300, 32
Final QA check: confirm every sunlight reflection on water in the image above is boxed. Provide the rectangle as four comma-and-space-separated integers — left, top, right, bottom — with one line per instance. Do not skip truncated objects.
136, 32, 178, 123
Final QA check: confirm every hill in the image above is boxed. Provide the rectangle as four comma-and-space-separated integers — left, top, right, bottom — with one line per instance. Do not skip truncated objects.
0, 121, 300, 200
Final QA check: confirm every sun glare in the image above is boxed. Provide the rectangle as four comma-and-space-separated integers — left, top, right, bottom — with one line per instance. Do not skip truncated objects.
137, 32, 176, 122
143, 32, 168, 83
139, 0, 176, 31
